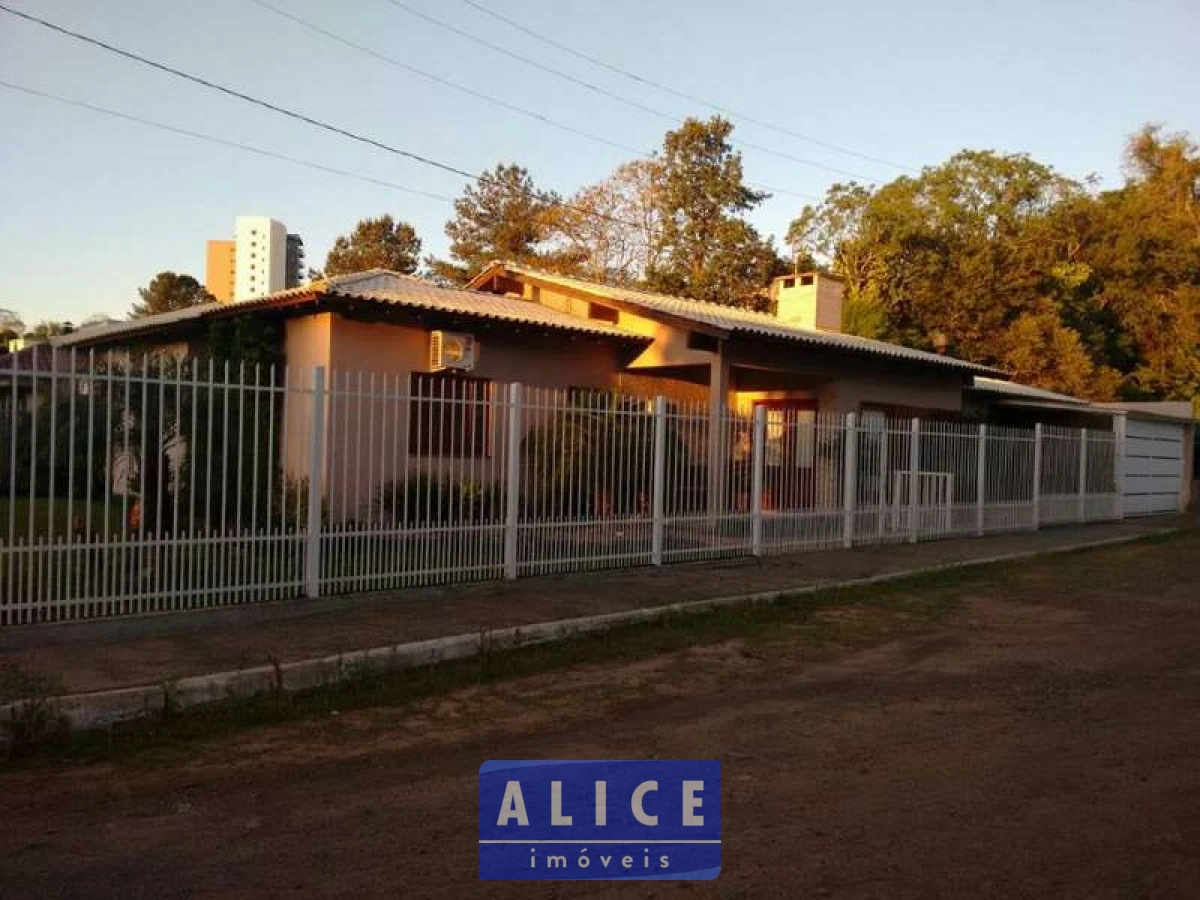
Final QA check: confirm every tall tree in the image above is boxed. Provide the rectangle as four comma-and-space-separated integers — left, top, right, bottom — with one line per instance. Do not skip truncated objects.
324, 215, 422, 276
0, 309, 23, 344
645, 117, 784, 306
428, 164, 566, 284
131, 272, 212, 318
789, 150, 1080, 357
549, 159, 665, 286
787, 126, 1200, 401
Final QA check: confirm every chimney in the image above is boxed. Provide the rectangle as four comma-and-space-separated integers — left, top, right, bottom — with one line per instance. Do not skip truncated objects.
770, 272, 843, 332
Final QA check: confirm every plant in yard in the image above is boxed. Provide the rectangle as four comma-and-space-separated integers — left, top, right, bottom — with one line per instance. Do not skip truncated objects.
520, 390, 688, 518
372, 475, 502, 526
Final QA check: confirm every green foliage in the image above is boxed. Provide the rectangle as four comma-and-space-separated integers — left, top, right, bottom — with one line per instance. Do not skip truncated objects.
788, 126, 1200, 401
373, 475, 501, 525
520, 391, 687, 517
0, 308, 23, 344
645, 117, 785, 307
204, 316, 282, 370
23, 321, 74, 341
324, 215, 422, 276
429, 163, 569, 284
131, 272, 212, 319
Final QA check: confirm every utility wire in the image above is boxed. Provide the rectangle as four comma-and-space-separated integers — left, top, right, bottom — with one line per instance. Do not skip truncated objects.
381, 0, 882, 182
248, 0, 641, 158
0, 79, 457, 203
247, 0, 816, 201
463, 0, 916, 173
0, 2, 650, 230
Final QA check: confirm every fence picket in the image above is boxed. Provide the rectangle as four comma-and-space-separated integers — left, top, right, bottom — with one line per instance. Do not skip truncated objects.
0, 355, 1135, 626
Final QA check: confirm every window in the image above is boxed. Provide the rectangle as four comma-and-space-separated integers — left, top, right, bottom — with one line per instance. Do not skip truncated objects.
755, 399, 818, 469
587, 302, 618, 324
781, 276, 795, 288
800, 274, 815, 286
687, 331, 720, 352
409, 372, 492, 457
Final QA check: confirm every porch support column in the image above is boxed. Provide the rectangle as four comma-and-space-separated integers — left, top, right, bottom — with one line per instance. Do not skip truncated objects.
707, 342, 730, 520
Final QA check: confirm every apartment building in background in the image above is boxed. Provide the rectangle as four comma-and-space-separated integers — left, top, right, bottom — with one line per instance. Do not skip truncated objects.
205, 216, 305, 302
205, 239, 236, 302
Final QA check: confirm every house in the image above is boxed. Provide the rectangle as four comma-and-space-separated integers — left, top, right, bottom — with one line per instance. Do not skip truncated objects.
51, 266, 1193, 518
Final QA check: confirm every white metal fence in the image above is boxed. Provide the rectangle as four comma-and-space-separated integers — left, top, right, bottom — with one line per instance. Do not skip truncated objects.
1, 352, 1124, 626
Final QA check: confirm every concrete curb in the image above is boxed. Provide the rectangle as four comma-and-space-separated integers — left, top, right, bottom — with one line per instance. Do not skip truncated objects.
0, 528, 1178, 732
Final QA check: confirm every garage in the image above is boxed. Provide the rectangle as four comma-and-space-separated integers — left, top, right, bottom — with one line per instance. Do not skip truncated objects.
1122, 414, 1189, 516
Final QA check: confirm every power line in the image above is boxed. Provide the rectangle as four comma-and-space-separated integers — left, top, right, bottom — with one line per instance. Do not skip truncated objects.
247, 0, 642, 159
463, 0, 917, 174
0, 79, 457, 204
381, 0, 883, 182
246, 0, 816, 202
0, 2, 648, 230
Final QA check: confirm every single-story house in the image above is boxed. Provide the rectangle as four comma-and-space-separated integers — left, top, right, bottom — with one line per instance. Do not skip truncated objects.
51, 266, 1194, 516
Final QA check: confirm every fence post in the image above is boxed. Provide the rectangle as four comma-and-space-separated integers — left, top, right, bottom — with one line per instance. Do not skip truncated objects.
876, 417, 889, 541
1077, 427, 1088, 523
975, 423, 987, 537
503, 382, 523, 580
1113, 415, 1127, 520
751, 405, 765, 556
1031, 423, 1043, 531
908, 417, 921, 543
651, 396, 666, 566
842, 412, 858, 549
304, 365, 325, 599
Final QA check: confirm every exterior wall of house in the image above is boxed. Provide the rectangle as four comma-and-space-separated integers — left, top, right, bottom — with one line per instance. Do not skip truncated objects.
281, 313, 334, 489
524, 284, 967, 417
820, 371, 965, 415
291, 312, 627, 519
529, 284, 714, 369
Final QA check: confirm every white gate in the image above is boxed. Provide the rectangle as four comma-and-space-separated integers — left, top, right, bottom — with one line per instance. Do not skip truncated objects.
1122, 415, 1186, 516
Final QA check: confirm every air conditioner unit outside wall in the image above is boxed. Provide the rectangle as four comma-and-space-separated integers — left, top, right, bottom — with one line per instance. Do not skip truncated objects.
430, 330, 478, 372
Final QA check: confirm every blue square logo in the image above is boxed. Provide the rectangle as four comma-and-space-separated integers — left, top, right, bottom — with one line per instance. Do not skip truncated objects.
479, 760, 721, 880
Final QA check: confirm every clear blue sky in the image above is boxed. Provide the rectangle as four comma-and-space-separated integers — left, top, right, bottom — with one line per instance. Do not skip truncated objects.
1, 0, 1197, 326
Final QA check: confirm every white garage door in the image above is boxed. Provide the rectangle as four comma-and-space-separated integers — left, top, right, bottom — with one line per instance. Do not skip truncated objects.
1123, 416, 1185, 516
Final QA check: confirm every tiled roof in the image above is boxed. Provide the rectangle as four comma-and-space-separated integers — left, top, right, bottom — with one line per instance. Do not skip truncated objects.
472, 263, 1002, 376
969, 376, 1091, 406
54, 270, 648, 348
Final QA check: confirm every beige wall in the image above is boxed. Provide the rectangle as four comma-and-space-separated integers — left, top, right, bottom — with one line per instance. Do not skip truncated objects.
281, 314, 334, 492
532, 285, 713, 369
284, 312, 628, 520
821, 371, 965, 415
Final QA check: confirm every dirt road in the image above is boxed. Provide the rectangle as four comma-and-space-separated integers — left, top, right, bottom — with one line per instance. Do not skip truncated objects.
3, 533, 1199, 899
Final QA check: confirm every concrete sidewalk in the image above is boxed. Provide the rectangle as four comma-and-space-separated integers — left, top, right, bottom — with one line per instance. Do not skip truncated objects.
0, 517, 1186, 702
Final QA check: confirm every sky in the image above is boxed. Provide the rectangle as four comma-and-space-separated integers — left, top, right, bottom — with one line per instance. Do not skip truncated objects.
0, 0, 1197, 327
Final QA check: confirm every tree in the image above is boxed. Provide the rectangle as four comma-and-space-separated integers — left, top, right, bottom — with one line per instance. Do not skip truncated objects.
0, 308, 23, 344
324, 215, 422, 277
131, 272, 212, 318
787, 183, 889, 337
549, 159, 665, 286
997, 304, 1120, 398
25, 321, 74, 341
645, 117, 783, 306
428, 163, 567, 284
785, 126, 1200, 401
789, 150, 1080, 356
